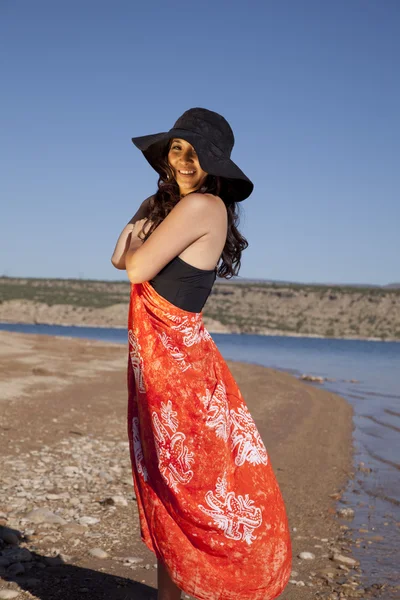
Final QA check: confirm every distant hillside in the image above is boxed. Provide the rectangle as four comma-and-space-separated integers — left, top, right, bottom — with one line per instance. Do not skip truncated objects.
0, 276, 399, 340
385, 283, 400, 289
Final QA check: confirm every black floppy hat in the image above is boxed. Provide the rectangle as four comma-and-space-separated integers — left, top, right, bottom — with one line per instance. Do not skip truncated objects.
131, 107, 254, 203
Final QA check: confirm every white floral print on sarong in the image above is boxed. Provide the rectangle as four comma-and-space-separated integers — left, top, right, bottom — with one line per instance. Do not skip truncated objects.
200, 382, 230, 441
198, 474, 263, 545
158, 331, 191, 372
132, 417, 148, 482
166, 313, 212, 346
200, 383, 268, 467
152, 400, 195, 493
128, 329, 146, 393
230, 405, 269, 467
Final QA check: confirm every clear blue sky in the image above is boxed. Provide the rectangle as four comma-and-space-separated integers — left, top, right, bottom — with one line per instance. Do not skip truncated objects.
1, 0, 399, 285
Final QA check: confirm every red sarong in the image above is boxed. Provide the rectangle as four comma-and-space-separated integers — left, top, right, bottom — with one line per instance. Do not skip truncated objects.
127, 281, 292, 600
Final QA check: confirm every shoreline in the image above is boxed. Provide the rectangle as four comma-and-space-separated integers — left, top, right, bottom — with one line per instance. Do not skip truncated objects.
0, 318, 399, 344
1, 276, 399, 343
0, 330, 372, 599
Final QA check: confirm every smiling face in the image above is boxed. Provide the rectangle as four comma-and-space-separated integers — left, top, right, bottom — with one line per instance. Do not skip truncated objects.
167, 138, 208, 196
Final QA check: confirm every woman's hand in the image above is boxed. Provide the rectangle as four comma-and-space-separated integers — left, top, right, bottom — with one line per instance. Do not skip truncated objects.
111, 219, 152, 271
111, 197, 154, 271
125, 218, 154, 274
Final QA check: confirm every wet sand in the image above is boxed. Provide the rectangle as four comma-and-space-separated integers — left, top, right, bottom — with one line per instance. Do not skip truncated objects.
0, 330, 367, 599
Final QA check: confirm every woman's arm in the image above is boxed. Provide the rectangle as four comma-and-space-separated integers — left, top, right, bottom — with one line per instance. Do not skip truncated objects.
110, 196, 153, 270
110, 223, 135, 270
126, 193, 220, 283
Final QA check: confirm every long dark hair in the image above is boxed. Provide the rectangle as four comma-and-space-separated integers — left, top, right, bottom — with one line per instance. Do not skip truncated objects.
139, 142, 249, 279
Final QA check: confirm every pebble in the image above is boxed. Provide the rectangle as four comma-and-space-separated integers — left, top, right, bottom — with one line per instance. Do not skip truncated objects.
298, 551, 315, 560
40, 535, 59, 544
61, 522, 87, 535
337, 507, 355, 520
0, 528, 19, 546
89, 548, 109, 559
122, 557, 143, 564
331, 553, 359, 567
64, 466, 80, 476
2, 548, 32, 563
59, 553, 72, 562
0, 559, 10, 568
23, 508, 67, 525
300, 374, 325, 383
110, 495, 128, 507
78, 516, 100, 526
6, 562, 25, 576
317, 567, 336, 578
0, 591, 20, 599
98, 471, 113, 482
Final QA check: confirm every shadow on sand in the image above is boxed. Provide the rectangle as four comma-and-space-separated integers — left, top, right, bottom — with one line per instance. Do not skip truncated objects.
1, 526, 158, 600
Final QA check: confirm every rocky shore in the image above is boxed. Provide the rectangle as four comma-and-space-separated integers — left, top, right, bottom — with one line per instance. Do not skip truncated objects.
1, 276, 399, 341
0, 331, 396, 599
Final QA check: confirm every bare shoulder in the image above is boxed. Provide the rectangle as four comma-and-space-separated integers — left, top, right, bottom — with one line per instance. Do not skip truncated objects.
178, 192, 227, 220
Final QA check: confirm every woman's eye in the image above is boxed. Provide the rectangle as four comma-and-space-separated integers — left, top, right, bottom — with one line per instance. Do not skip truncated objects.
172, 144, 181, 150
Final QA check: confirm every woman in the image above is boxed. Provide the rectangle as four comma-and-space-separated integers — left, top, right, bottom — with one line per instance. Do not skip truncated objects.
111, 108, 292, 600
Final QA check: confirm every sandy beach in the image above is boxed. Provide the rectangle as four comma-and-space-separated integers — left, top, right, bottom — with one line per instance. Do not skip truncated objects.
0, 330, 368, 600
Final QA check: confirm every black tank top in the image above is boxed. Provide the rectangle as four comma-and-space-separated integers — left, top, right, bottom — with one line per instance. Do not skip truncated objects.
149, 255, 217, 313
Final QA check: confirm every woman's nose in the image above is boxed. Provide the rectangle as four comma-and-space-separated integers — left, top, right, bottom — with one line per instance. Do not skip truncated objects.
183, 148, 195, 161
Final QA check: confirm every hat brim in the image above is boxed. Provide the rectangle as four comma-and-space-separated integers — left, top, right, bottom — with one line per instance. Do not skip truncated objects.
131, 129, 253, 202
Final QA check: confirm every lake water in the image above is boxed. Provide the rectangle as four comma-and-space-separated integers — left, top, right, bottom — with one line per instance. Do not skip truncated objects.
1, 322, 399, 588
